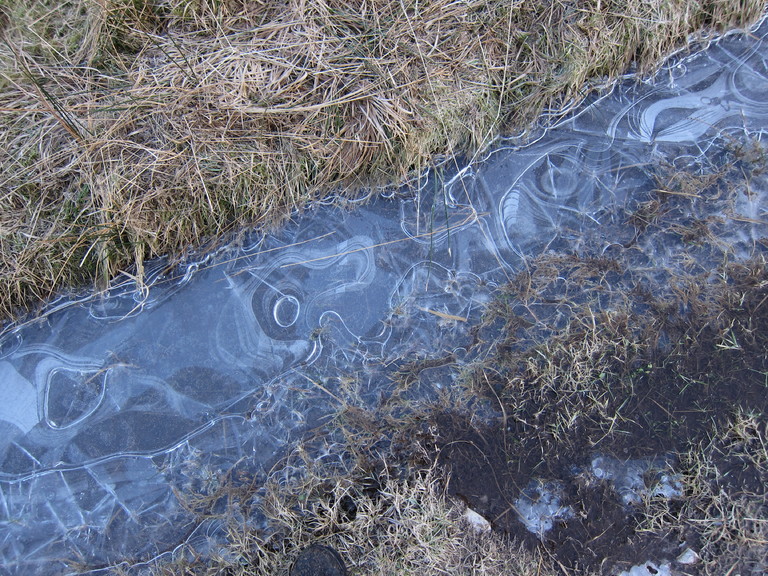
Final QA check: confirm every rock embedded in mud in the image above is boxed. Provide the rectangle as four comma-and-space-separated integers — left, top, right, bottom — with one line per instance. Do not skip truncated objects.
462, 506, 492, 534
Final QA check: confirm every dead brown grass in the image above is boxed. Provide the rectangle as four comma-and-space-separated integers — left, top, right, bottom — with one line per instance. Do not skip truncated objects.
0, 0, 763, 322
639, 408, 768, 575
132, 444, 559, 576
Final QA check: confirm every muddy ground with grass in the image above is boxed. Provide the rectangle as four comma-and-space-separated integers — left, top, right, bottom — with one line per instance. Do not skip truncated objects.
0, 0, 764, 322
429, 248, 768, 574
128, 115, 768, 576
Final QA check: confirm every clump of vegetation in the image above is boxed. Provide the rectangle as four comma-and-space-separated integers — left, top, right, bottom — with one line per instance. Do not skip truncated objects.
114, 449, 554, 576
640, 407, 768, 576
0, 0, 763, 322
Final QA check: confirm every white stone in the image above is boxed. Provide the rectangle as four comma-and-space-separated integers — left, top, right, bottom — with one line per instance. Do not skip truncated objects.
463, 506, 491, 534
676, 548, 700, 565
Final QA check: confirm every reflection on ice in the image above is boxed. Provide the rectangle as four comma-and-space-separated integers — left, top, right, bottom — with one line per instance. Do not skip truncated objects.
0, 362, 36, 435
2, 18, 768, 575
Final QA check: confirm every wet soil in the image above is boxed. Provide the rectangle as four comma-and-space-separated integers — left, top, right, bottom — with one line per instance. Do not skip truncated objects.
423, 250, 768, 575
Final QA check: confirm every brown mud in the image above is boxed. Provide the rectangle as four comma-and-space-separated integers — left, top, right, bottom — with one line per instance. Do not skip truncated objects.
421, 179, 768, 573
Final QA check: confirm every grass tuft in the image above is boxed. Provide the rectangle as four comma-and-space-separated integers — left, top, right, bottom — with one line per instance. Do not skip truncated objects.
142, 444, 557, 576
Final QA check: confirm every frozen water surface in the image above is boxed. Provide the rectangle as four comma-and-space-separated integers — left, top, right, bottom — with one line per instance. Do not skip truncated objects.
514, 479, 574, 537
3, 18, 768, 575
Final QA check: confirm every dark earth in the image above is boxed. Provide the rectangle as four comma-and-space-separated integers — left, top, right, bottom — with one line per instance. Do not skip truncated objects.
379, 159, 768, 574
424, 212, 768, 573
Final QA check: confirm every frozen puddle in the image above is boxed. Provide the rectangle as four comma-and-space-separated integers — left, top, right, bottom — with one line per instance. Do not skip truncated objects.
513, 455, 682, 538
514, 479, 574, 537
2, 17, 768, 575
591, 456, 682, 506
618, 562, 672, 576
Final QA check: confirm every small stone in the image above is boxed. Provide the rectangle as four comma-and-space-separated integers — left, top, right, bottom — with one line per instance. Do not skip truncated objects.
463, 506, 491, 533
676, 548, 700, 565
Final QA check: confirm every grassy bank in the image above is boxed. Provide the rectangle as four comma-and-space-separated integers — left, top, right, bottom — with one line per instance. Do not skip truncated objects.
0, 0, 764, 322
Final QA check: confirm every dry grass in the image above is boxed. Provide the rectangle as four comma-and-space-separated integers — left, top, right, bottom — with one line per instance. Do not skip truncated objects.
639, 408, 768, 575
140, 444, 559, 576
498, 312, 636, 445
0, 0, 763, 322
